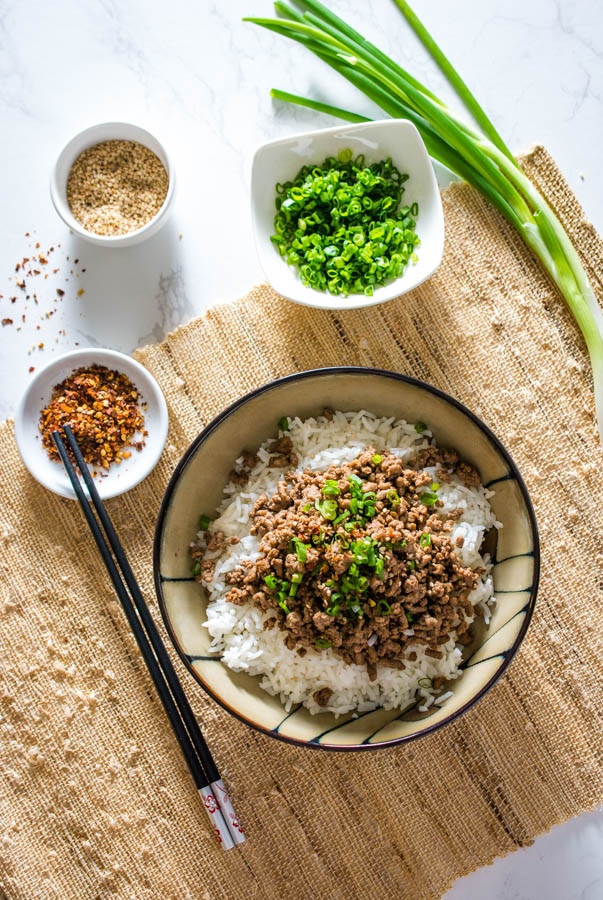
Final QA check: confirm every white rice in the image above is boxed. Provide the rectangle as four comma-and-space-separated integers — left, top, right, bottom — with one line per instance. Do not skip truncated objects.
194, 410, 499, 717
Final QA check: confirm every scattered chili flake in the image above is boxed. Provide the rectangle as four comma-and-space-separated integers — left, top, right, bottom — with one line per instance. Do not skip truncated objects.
39, 365, 146, 470
56, 289, 64, 297
74, 259, 79, 264
29, 366, 35, 373
2, 318, 13, 326
35, 242, 40, 248
77, 289, 84, 296
38, 342, 44, 348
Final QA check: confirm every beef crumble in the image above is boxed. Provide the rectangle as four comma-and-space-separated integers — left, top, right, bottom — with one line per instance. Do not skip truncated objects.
193, 441, 484, 678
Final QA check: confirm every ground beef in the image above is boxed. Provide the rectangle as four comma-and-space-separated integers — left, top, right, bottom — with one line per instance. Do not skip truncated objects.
192, 442, 485, 675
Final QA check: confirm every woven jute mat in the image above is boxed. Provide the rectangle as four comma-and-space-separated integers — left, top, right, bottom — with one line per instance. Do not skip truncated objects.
0, 146, 601, 900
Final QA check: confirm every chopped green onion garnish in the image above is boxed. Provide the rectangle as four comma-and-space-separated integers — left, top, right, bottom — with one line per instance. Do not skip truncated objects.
420, 491, 438, 506
278, 416, 289, 432
191, 560, 201, 576
278, 599, 290, 615
291, 538, 308, 564
333, 510, 350, 526
302, 502, 312, 513
407, 560, 416, 570
377, 599, 391, 615
289, 572, 303, 596
431, 482, 440, 491
315, 638, 332, 649
406, 611, 414, 623
387, 489, 400, 506
322, 479, 340, 497
264, 574, 278, 590
414, 422, 427, 433
371, 454, 383, 465
374, 557, 384, 577
198, 514, 210, 531
325, 604, 340, 616
315, 497, 338, 520
419, 533, 432, 547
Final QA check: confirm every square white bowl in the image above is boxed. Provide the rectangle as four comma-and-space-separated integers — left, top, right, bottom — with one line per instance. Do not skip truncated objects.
251, 119, 444, 310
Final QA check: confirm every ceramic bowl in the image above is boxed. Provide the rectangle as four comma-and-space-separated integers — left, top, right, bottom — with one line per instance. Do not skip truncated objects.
154, 368, 539, 751
250, 119, 444, 310
15, 347, 169, 500
50, 122, 176, 247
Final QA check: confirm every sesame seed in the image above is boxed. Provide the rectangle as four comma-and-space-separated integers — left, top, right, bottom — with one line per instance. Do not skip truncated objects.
66, 140, 169, 236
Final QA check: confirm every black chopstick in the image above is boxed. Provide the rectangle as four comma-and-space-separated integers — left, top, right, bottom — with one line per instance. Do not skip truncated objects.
52, 428, 244, 849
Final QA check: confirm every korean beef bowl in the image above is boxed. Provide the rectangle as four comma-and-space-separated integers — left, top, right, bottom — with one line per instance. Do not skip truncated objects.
154, 368, 539, 751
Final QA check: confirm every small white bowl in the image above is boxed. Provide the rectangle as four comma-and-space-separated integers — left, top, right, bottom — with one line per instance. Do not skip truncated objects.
50, 122, 176, 247
15, 348, 169, 499
251, 118, 444, 310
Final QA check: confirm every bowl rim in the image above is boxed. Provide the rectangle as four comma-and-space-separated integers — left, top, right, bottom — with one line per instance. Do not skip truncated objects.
153, 366, 540, 751
15, 346, 169, 499
249, 118, 444, 311
49, 121, 176, 246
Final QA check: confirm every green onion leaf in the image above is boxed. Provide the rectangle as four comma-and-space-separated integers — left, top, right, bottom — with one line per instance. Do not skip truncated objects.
278, 599, 290, 615
191, 560, 201, 576
322, 478, 340, 496
371, 454, 383, 465
198, 514, 210, 531
387, 489, 400, 506
315, 638, 332, 649
278, 416, 289, 432
291, 538, 308, 564
407, 560, 416, 570
314, 497, 338, 520
414, 422, 427, 433
264, 574, 279, 590
406, 611, 414, 623
377, 599, 391, 615
419, 533, 432, 547
302, 502, 312, 513
420, 491, 438, 506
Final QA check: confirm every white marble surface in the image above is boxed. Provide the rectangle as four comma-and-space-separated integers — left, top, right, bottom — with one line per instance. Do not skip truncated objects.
0, 0, 601, 895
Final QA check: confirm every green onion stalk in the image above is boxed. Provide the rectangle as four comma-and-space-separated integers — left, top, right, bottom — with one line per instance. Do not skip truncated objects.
244, 0, 603, 441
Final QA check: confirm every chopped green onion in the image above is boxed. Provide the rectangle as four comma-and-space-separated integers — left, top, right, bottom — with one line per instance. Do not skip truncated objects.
302, 502, 312, 513
198, 514, 210, 531
420, 491, 438, 506
325, 603, 340, 616
264, 574, 279, 590
419, 533, 432, 547
278, 416, 289, 432
322, 479, 340, 497
406, 611, 414, 623
314, 497, 338, 520
315, 638, 332, 649
278, 599, 290, 615
377, 599, 391, 615
430, 482, 440, 491
333, 510, 350, 526
289, 572, 303, 596
414, 422, 427, 433
371, 454, 383, 465
374, 557, 384, 577
191, 560, 201, 576
407, 560, 416, 570
387, 489, 400, 506
291, 538, 308, 564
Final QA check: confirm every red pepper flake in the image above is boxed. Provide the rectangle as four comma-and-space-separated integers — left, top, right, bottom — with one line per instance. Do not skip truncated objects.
74, 259, 79, 264
39, 255, 48, 264
2, 318, 13, 326
29, 366, 35, 373
56, 289, 65, 297
16, 280, 25, 289
33, 269, 41, 275
15, 263, 21, 272
38, 342, 44, 348
53, 268, 59, 274
77, 289, 84, 296
39, 365, 146, 469
35, 242, 40, 248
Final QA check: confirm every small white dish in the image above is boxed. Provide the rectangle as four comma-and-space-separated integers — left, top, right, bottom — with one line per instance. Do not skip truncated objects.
251, 118, 444, 310
50, 122, 176, 248
15, 348, 169, 500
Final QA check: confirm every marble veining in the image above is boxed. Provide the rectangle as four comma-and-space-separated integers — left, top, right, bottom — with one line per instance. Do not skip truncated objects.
0, 0, 601, 896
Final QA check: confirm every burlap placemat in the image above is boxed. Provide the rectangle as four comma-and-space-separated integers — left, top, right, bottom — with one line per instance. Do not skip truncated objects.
0, 146, 601, 900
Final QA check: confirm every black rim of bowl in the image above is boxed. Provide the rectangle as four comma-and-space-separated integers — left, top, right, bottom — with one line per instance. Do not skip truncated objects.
153, 366, 540, 751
